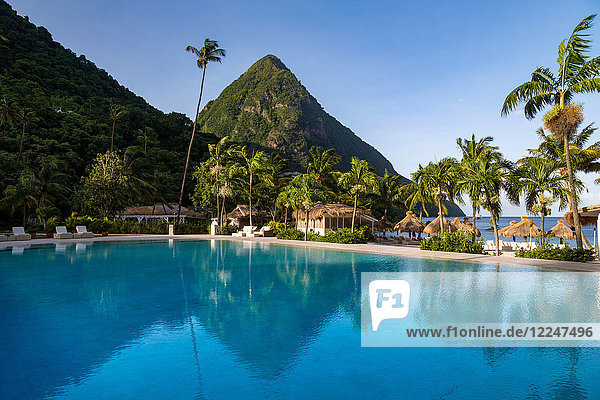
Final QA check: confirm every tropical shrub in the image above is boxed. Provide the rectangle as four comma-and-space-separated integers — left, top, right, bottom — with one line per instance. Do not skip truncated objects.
515, 246, 595, 263
276, 225, 375, 244
420, 231, 484, 254
267, 221, 287, 236
218, 224, 239, 236
51, 215, 209, 235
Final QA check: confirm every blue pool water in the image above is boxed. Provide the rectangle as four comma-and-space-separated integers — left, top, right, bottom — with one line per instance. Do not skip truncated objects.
1, 240, 600, 399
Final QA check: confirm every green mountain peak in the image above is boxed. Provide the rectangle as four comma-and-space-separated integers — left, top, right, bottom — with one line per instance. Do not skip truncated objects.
197, 55, 400, 176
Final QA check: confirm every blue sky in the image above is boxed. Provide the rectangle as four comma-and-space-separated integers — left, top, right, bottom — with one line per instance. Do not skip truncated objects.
8, 0, 600, 216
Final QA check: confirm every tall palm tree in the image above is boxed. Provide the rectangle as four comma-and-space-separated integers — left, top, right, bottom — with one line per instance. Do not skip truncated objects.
421, 158, 460, 234
376, 169, 403, 220
459, 153, 514, 256
17, 107, 35, 160
0, 95, 17, 133
287, 174, 327, 241
33, 156, 70, 208
307, 146, 341, 189
1, 169, 37, 226
501, 14, 600, 249
276, 187, 293, 229
338, 157, 379, 232
400, 165, 433, 221
177, 38, 226, 221
234, 147, 267, 227
259, 153, 287, 219
206, 137, 232, 225
137, 127, 156, 153
109, 103, 127, 152
514, 158, 570, 244
456, 134, 500, 235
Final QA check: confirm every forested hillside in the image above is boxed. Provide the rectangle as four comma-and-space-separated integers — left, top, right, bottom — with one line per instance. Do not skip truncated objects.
0, 0, 216, 223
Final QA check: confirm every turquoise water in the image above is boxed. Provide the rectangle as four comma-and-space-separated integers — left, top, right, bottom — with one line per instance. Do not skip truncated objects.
1, 240, 599, 399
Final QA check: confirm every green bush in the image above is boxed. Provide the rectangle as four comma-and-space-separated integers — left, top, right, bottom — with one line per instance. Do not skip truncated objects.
218, 224, 239, 235
276, 225, 375, 244
420, 231, 484, 254
515, 245, 596, 262
267, 221, 288, 236
51, 215, 209, 235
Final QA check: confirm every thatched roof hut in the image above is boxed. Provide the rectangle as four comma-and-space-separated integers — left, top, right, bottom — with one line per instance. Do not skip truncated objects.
424, 215, 457, 235
227, 205, 269, 226
394, 211, 425, 233
292, 202, 378, 235
503, 216, 541, 239
373, 218, 395, 232
461, 217, 481, 236
547, 220, 574, 240
564, 204, 600, 226
119, 203, 203, 220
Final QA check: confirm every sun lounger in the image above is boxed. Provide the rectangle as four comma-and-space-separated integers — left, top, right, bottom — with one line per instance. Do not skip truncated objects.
12, 227, 31, 241
54, 226, 73, 239
74, 225, 94, 238
253, 226, 274, 237
232, 226, 256, 237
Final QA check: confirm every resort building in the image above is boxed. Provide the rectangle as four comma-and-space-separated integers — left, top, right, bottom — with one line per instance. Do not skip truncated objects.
227, 205, 269, 227
293, 202, 378, 236
117, 203, 203, 222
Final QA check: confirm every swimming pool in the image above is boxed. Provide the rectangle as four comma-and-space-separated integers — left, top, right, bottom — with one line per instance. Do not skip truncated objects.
1, 240, 599, 399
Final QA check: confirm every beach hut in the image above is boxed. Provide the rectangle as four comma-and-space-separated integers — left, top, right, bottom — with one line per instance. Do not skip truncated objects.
503, 216, 541, 242
423, 215, 457, 235
118, 203, 203, 222
227, 205, 268, 227
547, 220, 574, 243
564, 206, 598, 249
293, 202, 378, 236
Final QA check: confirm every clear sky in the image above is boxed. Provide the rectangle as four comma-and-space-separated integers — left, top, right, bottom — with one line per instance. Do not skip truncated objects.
8, 0, 600, 216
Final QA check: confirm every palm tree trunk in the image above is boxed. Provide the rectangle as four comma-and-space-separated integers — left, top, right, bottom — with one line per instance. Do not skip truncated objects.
22, 202, 26, 227
419, 208, 423, 222
564, 136, 583, 249
111, 118, 116, 152
177, 66, 207, 221
438, 199, 444, 234
351, 192, 358, 232
540, 204, 546, 245
491, 211, 500, 257
472, 202, 477, 240
305, 209, 309, 241
18, 121, 25, 160
249, 173, 253, 227
284, 207, 288, 229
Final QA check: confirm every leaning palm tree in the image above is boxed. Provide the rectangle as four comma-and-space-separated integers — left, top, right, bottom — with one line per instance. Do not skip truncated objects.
514, 158, 570, 244
338, 157, 379, 232
109, 103, 127, 152
501, 14, 600, 248
233, 147, 267, 227
456, 134, 500, 235
177, 38, 226, 221
420, 158, 460, 234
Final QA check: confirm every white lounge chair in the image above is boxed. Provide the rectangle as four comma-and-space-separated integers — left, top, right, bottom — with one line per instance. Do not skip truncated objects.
254, 226, 274, 237
232, 226, 256, 237
74, 225, 94, 238
12, 227, 31, 241
54, 226, 73, 239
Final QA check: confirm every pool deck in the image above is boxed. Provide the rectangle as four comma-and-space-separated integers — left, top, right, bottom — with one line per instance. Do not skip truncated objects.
2, 234, 600, 272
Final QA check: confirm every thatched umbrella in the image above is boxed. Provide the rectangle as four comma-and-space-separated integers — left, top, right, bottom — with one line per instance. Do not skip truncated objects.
461, 217, 481, 237
564, 210, 598, 226
503, 216, 541, 242
373, 218, 395, 233
424, 215, 457, 235
547, 220, 574, 243
499, 220, 518, 241
394, 211, 425, 236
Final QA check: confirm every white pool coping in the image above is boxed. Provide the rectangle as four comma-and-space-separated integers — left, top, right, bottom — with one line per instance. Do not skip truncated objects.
1, 234, 599, 272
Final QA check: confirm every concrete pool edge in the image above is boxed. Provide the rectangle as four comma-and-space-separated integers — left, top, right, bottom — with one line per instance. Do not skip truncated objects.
1, 234, 599, 272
